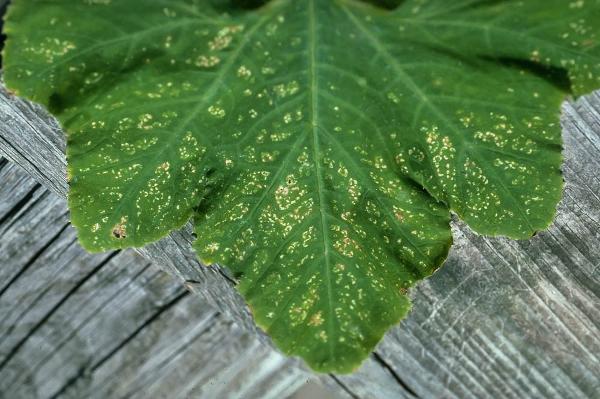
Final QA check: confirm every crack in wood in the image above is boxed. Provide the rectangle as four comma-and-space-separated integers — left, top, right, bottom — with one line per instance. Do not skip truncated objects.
0, 221, 70, 298
0, 251, 120, 373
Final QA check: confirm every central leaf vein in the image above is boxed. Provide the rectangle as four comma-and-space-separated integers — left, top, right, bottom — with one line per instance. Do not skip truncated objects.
308, 0, 335, 358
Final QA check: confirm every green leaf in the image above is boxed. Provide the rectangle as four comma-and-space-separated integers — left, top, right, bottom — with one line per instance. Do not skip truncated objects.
4, 0, 599, 373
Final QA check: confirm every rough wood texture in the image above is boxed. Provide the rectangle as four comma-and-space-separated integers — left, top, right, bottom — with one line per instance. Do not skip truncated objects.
0, 160, 332, 399
1, 82, 599, 397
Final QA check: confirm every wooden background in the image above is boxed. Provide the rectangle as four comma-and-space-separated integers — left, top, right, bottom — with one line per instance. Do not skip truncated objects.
0, 1, 599, 397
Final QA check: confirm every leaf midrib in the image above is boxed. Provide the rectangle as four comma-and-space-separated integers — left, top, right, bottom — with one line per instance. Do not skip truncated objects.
308, 0, 336, 361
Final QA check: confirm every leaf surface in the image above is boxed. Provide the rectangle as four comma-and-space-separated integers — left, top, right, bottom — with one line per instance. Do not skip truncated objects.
4, 0, 600, 372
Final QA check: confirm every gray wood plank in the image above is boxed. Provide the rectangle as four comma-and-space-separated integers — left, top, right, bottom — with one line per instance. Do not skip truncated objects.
0, 185, 71, 298
0, 158, 40, 221
89, 316, 307, 399
2, 84, 599, 398
0, 162, 329, 399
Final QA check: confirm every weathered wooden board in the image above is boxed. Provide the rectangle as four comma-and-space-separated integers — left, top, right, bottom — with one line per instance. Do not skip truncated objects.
1, 85, 599, 397
0, 161, 329, 399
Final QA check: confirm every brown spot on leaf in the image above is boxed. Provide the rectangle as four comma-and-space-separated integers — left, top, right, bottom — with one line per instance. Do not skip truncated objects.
395, 211, 404, 222
112, 217, 127, 239
308, 311, 324, 326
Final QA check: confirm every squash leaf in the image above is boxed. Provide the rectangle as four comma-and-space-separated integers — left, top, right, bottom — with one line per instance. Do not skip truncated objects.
4, 0, 600, 373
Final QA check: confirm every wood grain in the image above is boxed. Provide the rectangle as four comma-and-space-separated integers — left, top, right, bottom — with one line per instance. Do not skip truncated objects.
1, 83, 599, 398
